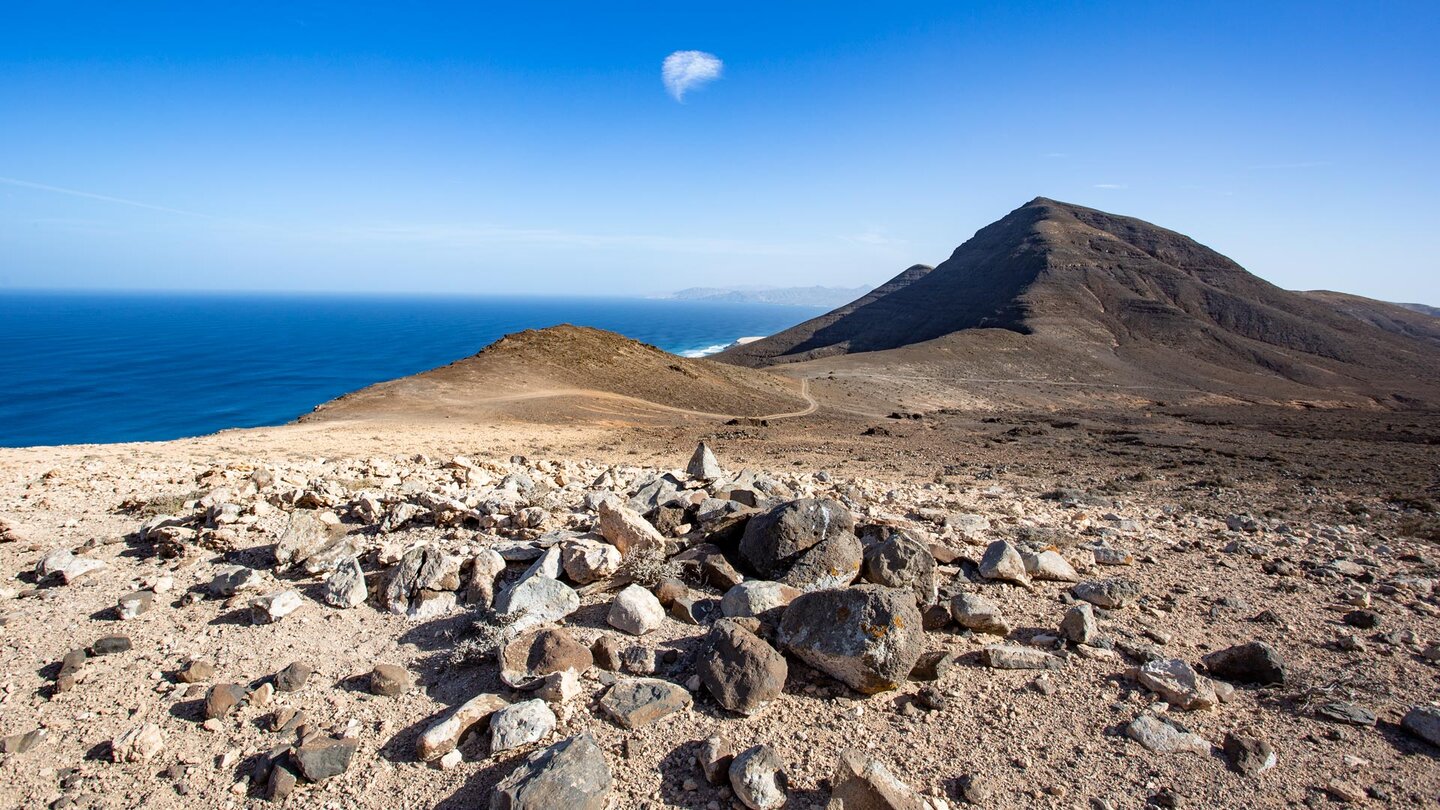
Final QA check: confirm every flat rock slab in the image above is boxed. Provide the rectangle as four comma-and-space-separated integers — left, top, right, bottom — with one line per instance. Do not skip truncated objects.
982, 645, 1061, 670
598, 677, 693, 729
1126, 714, 1210, 755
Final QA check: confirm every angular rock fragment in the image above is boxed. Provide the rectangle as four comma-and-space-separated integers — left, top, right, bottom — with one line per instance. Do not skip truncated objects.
1401, 705, 1440, 747
1060, 603, 1098, 645
950, 592, 1010, 636
828, 749, 934, 809
1126, 714, 1209, 754
490, 699, 557, 755
607, 584, 665, 635
861, 529, 938, 606
205, 684, 246, 719
292, 738, 357, 782
596, 501, 665, 556
491, 733, 612, 810
977, 540, 1029, 586
1, 728, 47, 755
495, 575, 580, 634
383, 547, 461, 617
250, 589, 304, 623
730, 744, 787, 810
1315, 701, 1376, 727
176, 660, 214, 684
111, 723, 165, 763
1023, 548, 1080, 582
697, 735, 735, 785
417, 693, 508, 761
116, 590, 154, 619
323, 556, 368, 608
273, 662, 312, 693
465, 549, 508, 606
561, 537, 621, 585
37, 548, 107, 584
1202, 641, 1287, 686
721, 580, 799, 619
981, 645, 1061, 670
209, 565, 266, 597
1073, 577, 1141, 609
1136, 659, 1216, 710
686, 442, 724, 480
598, 677, 692, 729
273, 510, 330, 568
696, 618, 787, 716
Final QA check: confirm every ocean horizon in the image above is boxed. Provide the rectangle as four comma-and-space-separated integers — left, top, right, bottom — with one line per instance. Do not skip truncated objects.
0, 290, 818, 448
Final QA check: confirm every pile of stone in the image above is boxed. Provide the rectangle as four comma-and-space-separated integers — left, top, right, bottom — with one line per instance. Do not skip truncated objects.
23, 439, 1435, 808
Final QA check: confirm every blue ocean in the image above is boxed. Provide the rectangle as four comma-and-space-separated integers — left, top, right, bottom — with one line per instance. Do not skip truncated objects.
0, 292, 818, 447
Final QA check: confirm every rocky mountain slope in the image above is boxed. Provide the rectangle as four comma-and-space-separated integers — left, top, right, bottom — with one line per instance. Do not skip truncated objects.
719, 199, 1440, 407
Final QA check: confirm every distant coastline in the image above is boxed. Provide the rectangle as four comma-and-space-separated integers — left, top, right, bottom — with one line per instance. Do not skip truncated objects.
677, 335, 764, 358
656, 285, 871, 309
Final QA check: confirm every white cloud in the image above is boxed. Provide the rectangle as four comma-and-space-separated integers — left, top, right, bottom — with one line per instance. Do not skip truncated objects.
1092, 183, 1128, 189
662, 50, 723, 101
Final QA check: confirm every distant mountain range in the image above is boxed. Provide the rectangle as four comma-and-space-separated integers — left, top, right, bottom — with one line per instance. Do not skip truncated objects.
661, 285, 872, 308
1396, 302, 1440, 318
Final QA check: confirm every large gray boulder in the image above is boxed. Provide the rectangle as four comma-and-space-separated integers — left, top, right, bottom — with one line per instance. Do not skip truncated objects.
738, 499, 861, 591
777, 585, 924, 694
861, 529, 937, 606
491, 733, 612, 810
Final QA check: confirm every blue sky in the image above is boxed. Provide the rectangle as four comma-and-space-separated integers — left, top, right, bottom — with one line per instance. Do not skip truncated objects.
2, 2, 1437, 302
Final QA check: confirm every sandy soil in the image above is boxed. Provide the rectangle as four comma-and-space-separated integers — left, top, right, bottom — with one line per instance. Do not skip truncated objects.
2, 358, 1438, 810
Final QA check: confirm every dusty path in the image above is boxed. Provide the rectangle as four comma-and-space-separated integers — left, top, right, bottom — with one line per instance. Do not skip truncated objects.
431, 377, 818, 422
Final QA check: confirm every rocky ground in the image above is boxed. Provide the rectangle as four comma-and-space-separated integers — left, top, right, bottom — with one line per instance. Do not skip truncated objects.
1, 405, 1439, 810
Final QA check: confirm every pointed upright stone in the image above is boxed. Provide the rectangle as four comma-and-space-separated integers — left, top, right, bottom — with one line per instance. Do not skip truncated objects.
687, 442, 724, 480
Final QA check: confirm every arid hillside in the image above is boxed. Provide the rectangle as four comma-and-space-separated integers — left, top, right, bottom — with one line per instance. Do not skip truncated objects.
720, 199, 1440, 407
305, 325, 812, 425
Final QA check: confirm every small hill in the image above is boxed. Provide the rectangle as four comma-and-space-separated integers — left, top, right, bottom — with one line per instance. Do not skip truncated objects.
720, 198, 1440, 406
305, 324, 810, 423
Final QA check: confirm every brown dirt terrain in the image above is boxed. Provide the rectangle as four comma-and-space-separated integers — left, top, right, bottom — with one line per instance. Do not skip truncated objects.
2, 328, 1439, 809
